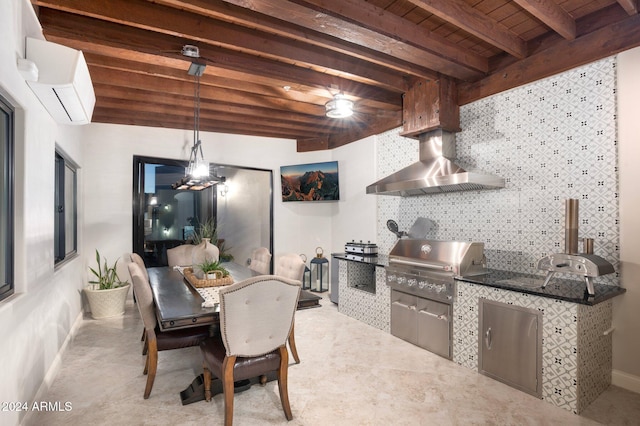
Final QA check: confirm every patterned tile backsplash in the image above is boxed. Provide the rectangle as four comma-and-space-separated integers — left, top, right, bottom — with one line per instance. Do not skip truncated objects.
376, 57, 619, 286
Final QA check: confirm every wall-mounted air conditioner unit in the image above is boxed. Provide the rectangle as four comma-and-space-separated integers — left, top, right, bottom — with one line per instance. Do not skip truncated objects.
25, 37, 95, 125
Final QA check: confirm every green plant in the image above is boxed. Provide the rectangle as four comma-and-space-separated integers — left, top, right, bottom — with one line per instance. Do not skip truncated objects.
191, 217, 218, 245
89, 250, 128, 290
198, 258, 229, 277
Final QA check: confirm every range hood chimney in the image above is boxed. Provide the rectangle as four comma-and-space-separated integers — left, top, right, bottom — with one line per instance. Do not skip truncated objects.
366, 78, 504, 197
366, 129, 505, 196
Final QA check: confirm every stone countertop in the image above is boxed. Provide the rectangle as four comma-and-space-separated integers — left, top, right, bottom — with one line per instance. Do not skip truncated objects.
332, 253, 389, 267
457, 269, 626, 306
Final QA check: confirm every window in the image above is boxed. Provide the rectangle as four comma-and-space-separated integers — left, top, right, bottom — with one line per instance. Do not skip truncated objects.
0, 95, 14, 301
54, 150, 77, 265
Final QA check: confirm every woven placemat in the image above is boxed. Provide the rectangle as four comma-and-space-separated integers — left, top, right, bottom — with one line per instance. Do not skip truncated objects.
183, 267, 233, 288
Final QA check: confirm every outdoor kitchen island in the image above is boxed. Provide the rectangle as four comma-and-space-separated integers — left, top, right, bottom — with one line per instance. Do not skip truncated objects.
335, 252, 626, 415
455, 271, 625, 414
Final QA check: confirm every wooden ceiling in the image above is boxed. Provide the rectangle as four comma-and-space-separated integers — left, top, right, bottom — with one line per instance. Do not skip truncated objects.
32, 0, 640, 151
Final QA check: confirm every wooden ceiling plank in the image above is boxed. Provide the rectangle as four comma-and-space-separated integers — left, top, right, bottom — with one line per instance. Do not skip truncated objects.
93, 84, 342, 127
82, 51, 401, 111
458, 12, 640, 104
35, 0, 410, 91
210, 0, 487, 74
88, 66, 328, 116
43, 26, 402, 111
96, 99, 333, 136
94, 107, 321, 139
152, 0, 445, 80
616, 0, 639, 15
513, 0, 577, 40
404, 0, 528, 59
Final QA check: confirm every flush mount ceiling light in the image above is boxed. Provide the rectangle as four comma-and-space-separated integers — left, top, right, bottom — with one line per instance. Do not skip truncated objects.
325, 93, 353, 118
172, 46, 224, 191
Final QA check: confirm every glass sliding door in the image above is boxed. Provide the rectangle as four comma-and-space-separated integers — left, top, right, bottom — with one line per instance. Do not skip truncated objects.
133, 156, 215, 267
133, 156, 273, 269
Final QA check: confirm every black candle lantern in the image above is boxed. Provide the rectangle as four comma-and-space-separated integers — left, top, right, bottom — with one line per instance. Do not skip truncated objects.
310, 247, 329, 292
300, 254, 311, 290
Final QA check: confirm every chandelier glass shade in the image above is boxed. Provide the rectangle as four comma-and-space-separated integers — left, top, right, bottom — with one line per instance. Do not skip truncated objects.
172, 58, 223, 191
325, 93, 354, 118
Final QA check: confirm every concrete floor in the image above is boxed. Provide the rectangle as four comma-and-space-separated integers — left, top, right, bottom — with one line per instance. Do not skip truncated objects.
23, 294, 640, 425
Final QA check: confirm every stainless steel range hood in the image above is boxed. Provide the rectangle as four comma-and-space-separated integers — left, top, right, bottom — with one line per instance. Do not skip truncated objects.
366, 129, 505, 196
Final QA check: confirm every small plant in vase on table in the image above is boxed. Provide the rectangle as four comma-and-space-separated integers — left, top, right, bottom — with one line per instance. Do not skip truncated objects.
198, 258, 229, 280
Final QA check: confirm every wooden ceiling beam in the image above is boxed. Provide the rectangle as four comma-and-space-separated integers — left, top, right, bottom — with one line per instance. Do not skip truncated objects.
35, 0, 409, 91
152, 0, 445, 81
96, 98, 334, 137
88, 66, 326, 116
405, 0, 528, 59
39, 10, 405, 102
616, 0, 638, 15
297, 110, 402, 151
93, 108, 318, 139
459, 12, 640, 104
513, 0, 576, 40
82, 52, 400, 112
211, 0, 486, 79
92, 84, 348, 128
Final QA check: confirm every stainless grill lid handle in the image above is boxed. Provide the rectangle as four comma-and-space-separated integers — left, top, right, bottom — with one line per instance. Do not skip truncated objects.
390, 258, 452, 271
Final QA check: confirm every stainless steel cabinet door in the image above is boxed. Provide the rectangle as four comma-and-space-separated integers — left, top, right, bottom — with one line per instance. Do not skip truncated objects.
479, 299, 542, 397
391, 290, 417, 344
417, 298, 451, 359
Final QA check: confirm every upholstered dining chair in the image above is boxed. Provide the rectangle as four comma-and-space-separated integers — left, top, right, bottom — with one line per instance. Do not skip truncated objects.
127, 262, 210, 399
200, 275, 301, 426
127, 252, 150, 352
275, 253, 307, 364
129, 252, 149, 282
248, 247, 271, 276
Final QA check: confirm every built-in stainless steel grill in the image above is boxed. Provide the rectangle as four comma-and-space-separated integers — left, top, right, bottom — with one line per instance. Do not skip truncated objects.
387, 239, 487, 301
387, 239, 487, 359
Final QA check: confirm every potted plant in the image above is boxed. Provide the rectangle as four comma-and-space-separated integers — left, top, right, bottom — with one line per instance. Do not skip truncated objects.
84, 250, 130, 319
198, 257, 230, 280
190, 217, 234, 262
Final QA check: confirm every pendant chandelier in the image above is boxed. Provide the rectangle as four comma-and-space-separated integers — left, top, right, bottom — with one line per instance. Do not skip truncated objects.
325, 93, 353, 118
172, 47, 224, 191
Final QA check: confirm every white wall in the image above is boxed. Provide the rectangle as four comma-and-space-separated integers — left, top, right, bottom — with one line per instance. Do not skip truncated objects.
0, 2, 86, 425
79, 122, 378, 272
614, 46, 640, 392
330, 136, 378, 251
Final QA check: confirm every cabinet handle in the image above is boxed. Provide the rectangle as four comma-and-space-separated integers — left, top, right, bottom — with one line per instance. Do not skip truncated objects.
485, 327, 492, 350
419, 309, 448, 321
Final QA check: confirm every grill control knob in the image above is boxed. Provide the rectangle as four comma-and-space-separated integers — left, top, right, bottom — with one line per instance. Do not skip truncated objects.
418, 281, 426, 289
408, 278, 417, 287
397, 276, 406, 284
387, 274, 396, 282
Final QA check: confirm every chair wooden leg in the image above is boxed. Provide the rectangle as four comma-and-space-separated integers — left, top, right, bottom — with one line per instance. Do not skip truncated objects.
142, 331, 148, 356
222, 356, 237, 426
203, 364, 212, 402
143, 341, 158, 399
259, 375, 267, 386
277, 346, 293, 421
287, 321, 300, 364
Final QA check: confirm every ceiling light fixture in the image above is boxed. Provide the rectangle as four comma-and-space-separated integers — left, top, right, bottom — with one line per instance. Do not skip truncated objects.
325, 93, 353, 118
172, 46, 224, 191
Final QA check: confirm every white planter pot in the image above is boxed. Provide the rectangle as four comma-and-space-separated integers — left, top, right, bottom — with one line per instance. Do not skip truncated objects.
84, 284, 130, 319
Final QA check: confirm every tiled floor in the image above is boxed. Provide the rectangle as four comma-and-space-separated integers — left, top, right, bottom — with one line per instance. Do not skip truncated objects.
24, 295, 640, 425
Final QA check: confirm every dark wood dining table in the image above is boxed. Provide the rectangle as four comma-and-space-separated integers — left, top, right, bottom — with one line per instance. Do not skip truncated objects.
146, 263, 322, 404
147, 263, 251, 331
